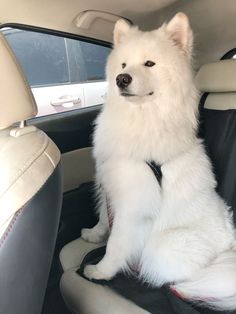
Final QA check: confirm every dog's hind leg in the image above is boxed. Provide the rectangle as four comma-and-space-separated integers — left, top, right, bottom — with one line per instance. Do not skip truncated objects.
140, 228, 215, 286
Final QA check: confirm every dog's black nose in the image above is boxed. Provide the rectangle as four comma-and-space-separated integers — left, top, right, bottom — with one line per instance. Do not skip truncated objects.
116, 73, 132, 89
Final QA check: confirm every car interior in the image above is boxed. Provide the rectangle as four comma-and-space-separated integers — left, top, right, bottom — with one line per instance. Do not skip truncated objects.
0, 0, 235, 313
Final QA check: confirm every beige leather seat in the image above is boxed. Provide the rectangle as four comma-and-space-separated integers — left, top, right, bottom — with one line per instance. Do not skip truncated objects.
60, 59, 236, 314
0, 33, 62, 314
60, 238, 149, 313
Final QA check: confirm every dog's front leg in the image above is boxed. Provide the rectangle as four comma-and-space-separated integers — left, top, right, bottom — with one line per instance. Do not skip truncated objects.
84, 213, 134, 280
81, 192, 109, 243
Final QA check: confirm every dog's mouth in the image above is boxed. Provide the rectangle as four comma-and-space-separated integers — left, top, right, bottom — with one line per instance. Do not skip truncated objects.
120, 91, 154, 97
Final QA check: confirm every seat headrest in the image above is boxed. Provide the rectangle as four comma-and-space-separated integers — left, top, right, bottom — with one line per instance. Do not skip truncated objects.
195, 59, 236, 93
0, 33, 37, 130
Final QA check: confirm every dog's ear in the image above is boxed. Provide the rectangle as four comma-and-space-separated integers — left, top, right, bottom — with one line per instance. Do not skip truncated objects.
166, 12, 193, 57
113, 19, 131, 46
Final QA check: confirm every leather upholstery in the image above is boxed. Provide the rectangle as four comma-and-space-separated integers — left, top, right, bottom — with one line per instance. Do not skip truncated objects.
0, 33, 37, 130
61, 270, 149, 314
0, 32, 62, 314
0, 165, 62, 314
204, 92, 236, 110
60, 237, 105, 271
0, 127, 60, 237
195, 59, 236, 93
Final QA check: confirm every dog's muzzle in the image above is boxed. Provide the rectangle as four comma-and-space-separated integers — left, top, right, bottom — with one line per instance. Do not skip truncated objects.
116, 73, 132, 89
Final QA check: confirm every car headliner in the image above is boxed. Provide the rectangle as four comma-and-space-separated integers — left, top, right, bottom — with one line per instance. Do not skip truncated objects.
0, 0, 235, 68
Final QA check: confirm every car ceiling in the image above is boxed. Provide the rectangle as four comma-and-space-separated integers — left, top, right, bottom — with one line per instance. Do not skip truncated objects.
0, 0, 235, 68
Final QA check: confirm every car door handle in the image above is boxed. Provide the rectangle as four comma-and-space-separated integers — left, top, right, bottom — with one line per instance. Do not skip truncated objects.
51, 96, 81, 106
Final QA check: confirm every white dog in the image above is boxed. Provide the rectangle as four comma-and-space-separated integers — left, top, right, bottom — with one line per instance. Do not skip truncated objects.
81, 13, 236, 310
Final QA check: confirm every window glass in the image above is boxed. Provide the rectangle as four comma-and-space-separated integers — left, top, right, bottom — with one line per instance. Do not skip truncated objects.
80, 41, 111, 81
65, 37, 87, 83
2, 27, 111, 117
4, 29, 69, 86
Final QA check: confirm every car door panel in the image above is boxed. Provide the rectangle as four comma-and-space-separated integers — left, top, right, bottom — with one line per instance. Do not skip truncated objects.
62, 147, 95, 193
32, 106, 101, 248
83, 81, 108, 106
32, 84, 85, 117
32, 105, 101, 153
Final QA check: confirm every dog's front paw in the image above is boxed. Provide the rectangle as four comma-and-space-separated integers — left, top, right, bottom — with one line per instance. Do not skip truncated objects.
81, 228, 104, 243
84, 264, 113, 281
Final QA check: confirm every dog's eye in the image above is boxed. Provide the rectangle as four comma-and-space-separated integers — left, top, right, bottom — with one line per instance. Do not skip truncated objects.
144, 60, 155, 67
122, 63, 126, 69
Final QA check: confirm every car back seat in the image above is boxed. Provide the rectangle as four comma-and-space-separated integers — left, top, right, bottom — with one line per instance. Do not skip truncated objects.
59, 59, 236, 314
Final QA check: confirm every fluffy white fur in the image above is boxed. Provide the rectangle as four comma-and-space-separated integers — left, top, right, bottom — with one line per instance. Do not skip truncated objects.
81, 13, 236, 310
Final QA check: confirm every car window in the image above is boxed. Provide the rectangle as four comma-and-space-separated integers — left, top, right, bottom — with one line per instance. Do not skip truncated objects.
66, 38, 110, 83
5, 29, 69, 87
80, 41, 109, 81
1, 27, 111, 117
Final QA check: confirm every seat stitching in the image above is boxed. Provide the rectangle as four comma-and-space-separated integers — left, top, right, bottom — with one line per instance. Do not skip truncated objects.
0, 206, 24, 249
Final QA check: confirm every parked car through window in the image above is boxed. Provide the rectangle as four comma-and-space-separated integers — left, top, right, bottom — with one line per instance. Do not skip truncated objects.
2, 28, 111, 117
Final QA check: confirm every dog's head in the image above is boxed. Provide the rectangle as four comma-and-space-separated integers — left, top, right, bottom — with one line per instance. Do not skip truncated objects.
106, 13, 194, 104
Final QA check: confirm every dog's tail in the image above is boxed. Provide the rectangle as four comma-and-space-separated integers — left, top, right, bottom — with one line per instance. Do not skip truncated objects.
171, 250, 236, 310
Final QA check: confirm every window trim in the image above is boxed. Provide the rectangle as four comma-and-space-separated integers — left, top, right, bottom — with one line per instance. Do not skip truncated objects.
30, 79, 108, 89
0, 23, 112, 49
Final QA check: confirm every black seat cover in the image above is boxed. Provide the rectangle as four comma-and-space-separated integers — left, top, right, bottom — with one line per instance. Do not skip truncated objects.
203, 108, 236, 223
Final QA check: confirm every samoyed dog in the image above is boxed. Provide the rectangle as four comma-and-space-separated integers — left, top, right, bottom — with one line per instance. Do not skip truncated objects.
81, 13, 236, 310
